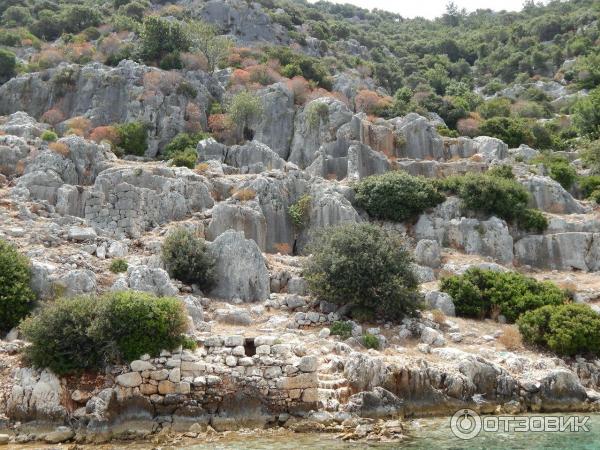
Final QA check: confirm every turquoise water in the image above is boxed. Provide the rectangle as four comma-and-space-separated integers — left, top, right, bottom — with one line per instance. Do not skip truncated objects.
181, 414, 600, 449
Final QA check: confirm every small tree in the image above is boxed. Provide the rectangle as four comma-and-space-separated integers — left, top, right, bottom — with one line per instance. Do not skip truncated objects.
185, 20, 232, 72
304, 223, 422, 321
0, 240, 35, 334
226, 91, 263, 141
139, 16, 190, 64
162, 227, 216, 289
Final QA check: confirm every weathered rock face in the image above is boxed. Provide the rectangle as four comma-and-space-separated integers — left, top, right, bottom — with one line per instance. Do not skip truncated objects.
198, 139, 286, 174
7, 368, 66, 423
424, 291, 455, 316
0, 134, 32, 178
198, 0, 289, 45
0, 111, 49, 139
415, 201, 513, 265
236, 171, 307, 253
208, 230, 270, 302
0, 61, 219, 156
207, 200, 267, 251
252, 83, 296, 159
54, 269, 97, 297
521, 175, 585, 214
415, 239, 442, 268
289, 97, 354, 169
392, 113, 444, 160
514, 233, 600, 271
125, 265, 179, 297
84, 166, 214, 238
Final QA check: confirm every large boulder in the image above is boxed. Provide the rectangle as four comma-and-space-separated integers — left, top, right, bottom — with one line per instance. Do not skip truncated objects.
521, 175, 585, 214
537, 370, 588, 412
0, 134, 31, 178
514, 233, 600, 271
415, 239, 442, 268
208, 230, 269, 302
252, 82, 295, 159
126, 265, 179, 297
392, 113, 444, 160
207, 200, 267, 250
344, 387, 404, 418
0, 111, 49, 139
55, 269, 97, 297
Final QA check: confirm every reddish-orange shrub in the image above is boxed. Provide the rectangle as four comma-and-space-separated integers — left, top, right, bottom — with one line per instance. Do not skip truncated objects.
41, 108, 65, 126
66, 116, 92, 137
230, 69, 251, 86
184, 103, 203, 133
89, 126, 120, 145
355, 89, 392, 115
456, 117, 481, 137
181, 52, 208, 71
49, 142, 70, 157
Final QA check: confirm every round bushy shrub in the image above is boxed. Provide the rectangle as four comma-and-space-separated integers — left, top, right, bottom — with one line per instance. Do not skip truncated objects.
115, 122, 148, 156
362, 333, 380, 349
440, 268, 567, 322
304, 223, 422, 321
517, 208, 548, 233
92, 291, 189, 362
354, 171, 445, 222
445, 174, 530, 221
21, 297, 103, 375
0, 240, 35, 334
21, 292, 190, 374
330, 321, 353, 340
170, 148, 198, 169
109, 258, 128, 273
163, 131, 209, 160
41, 130, 58, 142
162, 228, 216, 288
518, 304, 600, 356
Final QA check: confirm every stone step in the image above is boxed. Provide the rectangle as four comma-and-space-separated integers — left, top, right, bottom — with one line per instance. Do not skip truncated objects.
318, 386, 351, 400
318, 379, 348, 389
317, 372, 346, 381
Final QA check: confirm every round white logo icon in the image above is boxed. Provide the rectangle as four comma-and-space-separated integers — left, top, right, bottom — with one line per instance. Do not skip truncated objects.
450, 408, 482, 440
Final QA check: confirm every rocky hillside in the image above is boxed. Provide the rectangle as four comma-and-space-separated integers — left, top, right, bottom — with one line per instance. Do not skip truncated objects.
1, 0, 600, 446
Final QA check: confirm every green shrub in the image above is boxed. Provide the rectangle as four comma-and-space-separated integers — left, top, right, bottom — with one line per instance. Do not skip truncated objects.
0, 240, 35, 334
487, 165, 514, 179
304, 223, 422, 321
573, 86, 600, 139
518, 304, 600, 356
159, 51, 182, 70
163, 131, 208, 159
139, 16, 190, 63
227, 91, 263, 140
21, 297, 103, 375
162, 227, 215, 288
176, 81, 198, 98
288, 195, 312, 229
479, 117, 533, 148
21, 292, 190, 374
532, 154, 577, 190
477, 97, 512, 119
436, 125, 459, 137
580, 175, 600, 199
170, 148, 198, 169
109, 258, 128, 273
362, 333, 380, 350
330, 321, 353, 340
438, 174, 528, 221
517, 208, 548, 233
115, 122, 147, 156
355, 171, 445, 222
41, 130, 58, 142
305, 101, 329, 129
440, 268, 567, 322
0, 48, 16, 83
91, 291, 188, 362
